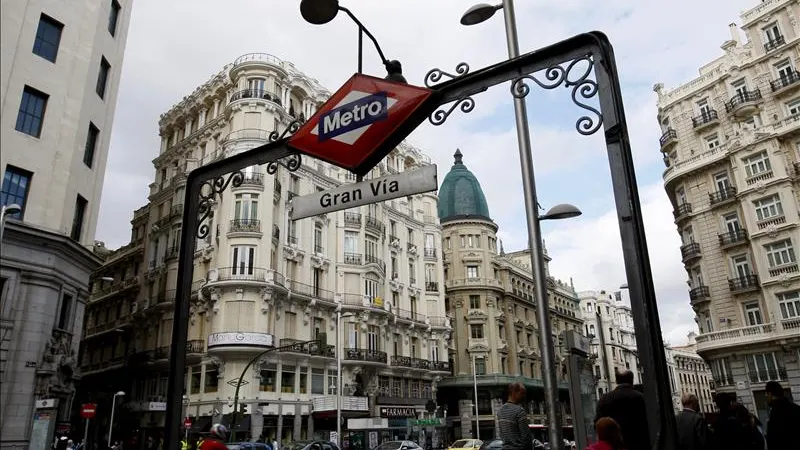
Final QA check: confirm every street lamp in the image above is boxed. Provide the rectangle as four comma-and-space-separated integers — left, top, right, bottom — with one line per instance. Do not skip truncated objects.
0, 203, 22, 242
108, 391, 125, 447
336, 309, 357, 446
461, 2, 573, 447
299, 0, 406, 82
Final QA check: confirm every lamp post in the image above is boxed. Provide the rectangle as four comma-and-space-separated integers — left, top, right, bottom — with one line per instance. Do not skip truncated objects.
336, 309, 357, 446
299, 0, 407, 82
0, 203, 21, 243
461, 3, 579, 448
108, 391, 125, 447
471, 355, 480, 440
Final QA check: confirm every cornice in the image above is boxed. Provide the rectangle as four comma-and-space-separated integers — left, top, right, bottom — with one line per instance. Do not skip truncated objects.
1, 222, 102, 273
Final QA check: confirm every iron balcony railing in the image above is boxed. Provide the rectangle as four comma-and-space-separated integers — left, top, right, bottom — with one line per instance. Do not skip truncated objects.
708, 186, 737, 205
764, 35, 786, 53
718, 229, 748, 246
424, 248, 437, 258
287, 279, 335, 302
364, 254, 385, 274
215, 266, 267, 281
344, 212, 361, 227
391, 356, 431, 370
431, 361, 451, 372
680, 243, 701, 262
689, 286, 710, 301
241, 172, 264, 186
728, 275, 760, 292
344, 348, 387, 364
770, 70, 800, 92
187, 340, 204, 354
659, 128, 677, 147
425, 281, 439, 292
279, 338, 335, 357
230, 89, 282, 105
365, 215, 385, 234
428, 316, 448, 327
344, 253, 362, 265
725, 89, 762, 112
673, 202, 692, 218
691, 109, 719, 128
230, 219, 261, 233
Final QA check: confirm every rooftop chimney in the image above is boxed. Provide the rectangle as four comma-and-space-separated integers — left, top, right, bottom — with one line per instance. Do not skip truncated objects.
729, 23, 740, 45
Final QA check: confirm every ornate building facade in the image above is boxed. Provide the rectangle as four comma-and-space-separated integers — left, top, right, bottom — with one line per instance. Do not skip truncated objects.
435, 150, 583, 441
0, 1, 132, 448
77, 52, 451, 445
654, 0, 800, 422
667, 333, 716, 414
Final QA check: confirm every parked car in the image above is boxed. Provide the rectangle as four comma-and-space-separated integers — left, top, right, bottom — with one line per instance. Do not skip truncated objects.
282, 441, 341, 450
477, 439, 502, 450
372, 441, 421, 450
447, 440, 482, 450
226, 443, 271, 450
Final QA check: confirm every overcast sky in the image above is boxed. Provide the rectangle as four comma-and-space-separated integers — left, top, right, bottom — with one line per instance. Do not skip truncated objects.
97, 0, 758, 345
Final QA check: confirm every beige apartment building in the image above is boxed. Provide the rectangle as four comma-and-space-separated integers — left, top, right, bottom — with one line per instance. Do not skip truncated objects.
0, 1, 132, 449
434, 150, 583, 441
667, 334, 716, 415
654, 0, 800, 422
76, 52, 451, 446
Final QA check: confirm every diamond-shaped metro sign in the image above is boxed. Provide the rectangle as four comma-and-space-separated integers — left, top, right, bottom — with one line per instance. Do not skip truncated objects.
288, 74, 432, 174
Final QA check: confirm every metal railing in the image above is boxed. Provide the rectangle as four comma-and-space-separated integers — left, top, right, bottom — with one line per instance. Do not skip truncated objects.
692, 110, 719, 128
728, 275, 759, 292
314, 244, 324, 254
391, 356, 431, 369
344, 348, 387, 364
725, 89, 762, 112
241, 172, 264, 186
344, 212, 361, 227
229, 219, 261, 233
407, 243, 418, 253
279, 338, 335, 357
770, 70, 800, 91
680, 243, 701, 261
708, 186, 736, 205
659, 129, 677, 147
233, 52, 284, 67
424, 248, 437, 258
431, 361, 451, 372
425, 281, 439, 292
428, 316, 448, 327
689, 286, 710, 300
718, 229, 748, 246
287, 279, 335, 302
215, 267, 267, 281
230, 89, 282, 105
344, 253, 362, 265
673, 202, 692, 218
764, 35, 786, 52
364, 254, 385, 273
365, 215, 385, 234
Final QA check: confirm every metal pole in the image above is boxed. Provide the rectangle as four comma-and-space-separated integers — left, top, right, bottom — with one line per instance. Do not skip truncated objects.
108, 395, 118, 447
83, 418, 89, 448
595, 310, 612, 392
499, 0, 562, 447
336, 309, 343, 446
358, 27, 363, 74
472, 355, 480, 441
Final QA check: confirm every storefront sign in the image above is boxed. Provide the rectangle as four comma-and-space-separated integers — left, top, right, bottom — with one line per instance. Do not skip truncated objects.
379, 406, 416, 418
207, 332, 275, 349
409, 418, 443, 426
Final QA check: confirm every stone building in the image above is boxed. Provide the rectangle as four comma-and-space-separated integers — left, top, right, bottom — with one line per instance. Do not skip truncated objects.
0, 1, 132, 448
668, 334, 716, 414
653, 0, 799, 421
435, 150, 583, 441
75, 52, 451, 445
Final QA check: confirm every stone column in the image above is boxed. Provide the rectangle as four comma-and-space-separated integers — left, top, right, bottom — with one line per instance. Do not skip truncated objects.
293, 404, 302, 440
491, 398, 503, 437
251, 405, 264, 441
198, 109, 206, 128
213, 99, 220, 119
458, 399, 473, 438
276, 406, 283, 444
307, 413, 314, 438
185, 119, 192, 137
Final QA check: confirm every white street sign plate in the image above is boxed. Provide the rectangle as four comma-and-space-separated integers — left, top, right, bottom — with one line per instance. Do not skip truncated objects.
289, 165, 437, 220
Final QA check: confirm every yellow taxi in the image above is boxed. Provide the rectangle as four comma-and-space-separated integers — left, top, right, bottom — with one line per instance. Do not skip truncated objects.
447, 439, 483, 450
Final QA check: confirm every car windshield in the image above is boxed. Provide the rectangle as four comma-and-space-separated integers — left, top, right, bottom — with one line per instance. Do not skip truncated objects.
451, 441, 471, 448
374, 442, 404, 450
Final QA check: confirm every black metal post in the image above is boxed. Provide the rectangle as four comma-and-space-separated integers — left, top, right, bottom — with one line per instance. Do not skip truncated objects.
595, 310, 611, 387
358, 27, 363, 74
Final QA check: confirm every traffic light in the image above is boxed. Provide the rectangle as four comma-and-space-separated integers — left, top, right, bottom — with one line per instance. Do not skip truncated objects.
240, 403, 248, 415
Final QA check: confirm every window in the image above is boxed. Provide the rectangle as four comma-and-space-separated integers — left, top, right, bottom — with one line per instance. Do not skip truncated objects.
344, 231, 359, 253
777, 291, 800, 319
327, 370, 338, 395
204, 365, 219, 393
705, 133, 721, 150
474, 357, 486, 375
765, 240, 796, 268
753, 194, 783, 221
365, 235, 378, 260
425, 233, 435, 250
15, 86, 48, 137
365, 275, 379, 301
248, 78, 265, 94
731, 78, 748, 97
731, 254, 751, 279
32, 14, 63, 62
410, 337, 418, 357
787, 98, 800, 117
713, 172, 731, 192
743, 302, 763, 326
258, 364, 277, 392
57, 293, 73, 330
108, 0, 121, 36
469, 295, 480, 309
763, 22, 782, 44
96, 57, 111, 99
368, 325, 380, 351
723, 213, 741, 234
83, 123, 100, 168
284, 312, 297, 338
313, 268, 323, 295
742, 151, 771, 177
776, 60, 795, 82
190, 367, 201, 394
466, 265, 479, 279
234, 193, 258, 220
314, 222, 323, 253
299, 367, 308, 394
746, 352, 782, 383
70, 195, 87, 241
311, 368, 325, 394
393, 333, 401, 356
470, 324, 484, 339
430, 340, 439, 361
696, 98, 712, 116
231, 245, 256, 275
1, 166, 32, 219
281, 365, 295, 393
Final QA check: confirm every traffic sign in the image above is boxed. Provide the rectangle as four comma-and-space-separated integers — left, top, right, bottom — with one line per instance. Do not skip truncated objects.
80, 403, 96, 419
288, 74, 432, 175
184, 417, 192, 430
289, 165, 437, 220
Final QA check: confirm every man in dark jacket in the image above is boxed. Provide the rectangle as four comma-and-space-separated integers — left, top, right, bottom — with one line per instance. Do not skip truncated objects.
765, 380, 800, 450
594, 369, 650, 450
676, 393, 712, 450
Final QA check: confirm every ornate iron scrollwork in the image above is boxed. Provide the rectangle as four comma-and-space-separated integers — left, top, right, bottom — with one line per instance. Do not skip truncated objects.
268, 118, 304, 142
266, 118, 305, 175
196, 171, 244, 239
510, 55, 602, 135
428, 96, 476, 126
424, 62, 470, 88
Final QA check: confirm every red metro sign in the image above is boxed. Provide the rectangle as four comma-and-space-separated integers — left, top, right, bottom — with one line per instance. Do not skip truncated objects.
288, 74, 432, 175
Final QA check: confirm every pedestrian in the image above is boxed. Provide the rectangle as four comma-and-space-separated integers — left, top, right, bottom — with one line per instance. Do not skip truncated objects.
272, 438, 279, 450
586, 417, 624, 450
594, 370, 650, 450
675, 393, 712, 450
199, 425, 228, 450
496, 382, 533, 450
764, 380, 800, 450
733, 404, 764, 450
712, 392, 749, 450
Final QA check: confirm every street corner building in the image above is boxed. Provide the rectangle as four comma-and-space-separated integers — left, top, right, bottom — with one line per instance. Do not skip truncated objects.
74, 51, 453, 445
0, 0, 133, 449
434, 150, 584, 441
653, 0, 800, 425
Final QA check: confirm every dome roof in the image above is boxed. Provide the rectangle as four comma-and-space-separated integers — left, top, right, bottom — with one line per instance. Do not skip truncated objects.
437, 149, 492, 223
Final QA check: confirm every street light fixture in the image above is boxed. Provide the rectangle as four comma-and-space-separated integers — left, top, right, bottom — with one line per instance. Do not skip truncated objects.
108, 391, 125, 447
461, 1, 568, 447
336, 309, 357, 446
299, 0, 406, 82
0, 203, 22, 243
539, 204, 582, 221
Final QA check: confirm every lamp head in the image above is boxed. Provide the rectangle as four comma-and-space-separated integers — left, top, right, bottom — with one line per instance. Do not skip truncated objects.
115, 391, 125, 396
100, 276, 114, 282
460, 3, 501, 26
300, 0, 340, 25
2, 203, 22, 216
540, 203, 582, 221
384, 60, 407, 84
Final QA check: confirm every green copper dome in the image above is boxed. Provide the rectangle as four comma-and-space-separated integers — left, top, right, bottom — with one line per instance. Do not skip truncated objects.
438, 149, 492, 223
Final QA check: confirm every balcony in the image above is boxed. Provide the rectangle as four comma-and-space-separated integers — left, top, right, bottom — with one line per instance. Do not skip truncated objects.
394, 308, 413, 321
90, 277, 140, 301
364, 254, 386, 274
165, 245, 179, 261
240, 172, 264, 187
423, 215, 437, 225
757, 215, 786, 230
689, 285, 710, 302
424, 248, 437, 259
344, 212, 361, 228
391, 356, 431, 370
428, 316, 449, 328
673, 203, 692, 221
708, 186, 737, 206
425, 281, 439, 293
697, 321, 800, 354
718, 229, 748, 248
680, 242, 702, 263
311, 395, 369, 412
344, 348, 387, 364
431, 361, 451, 372
764, 35, 786, 53
187, 339, 205, 355
171, 203, 184, 218
770, 70, 800, 97
728, 275, 760, 293
768, 263, 799, 278
692, 110, 720, 130
287, 279, 334, 302
229, 89, 282, 106
279, 338, 335, 357
215, 266, 268, 282
220, 129, 270, 149
229, 219, 261, 234
659, 129, 678, 151
725, 90, 762, 117
344, 252, 362, 265
365, 215, 385, 235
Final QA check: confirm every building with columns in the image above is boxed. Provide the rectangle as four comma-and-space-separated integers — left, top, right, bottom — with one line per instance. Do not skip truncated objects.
76, 52, 451, 446
0, 1, 132, 448
666, 333, 716, 414
653, 0, 800, 422
435, 150, 583, 441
